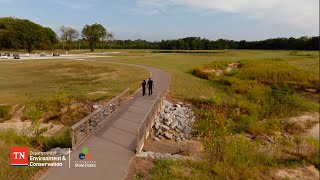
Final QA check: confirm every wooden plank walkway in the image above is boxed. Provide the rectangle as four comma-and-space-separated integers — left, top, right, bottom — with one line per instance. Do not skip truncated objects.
41, 65, 170, 180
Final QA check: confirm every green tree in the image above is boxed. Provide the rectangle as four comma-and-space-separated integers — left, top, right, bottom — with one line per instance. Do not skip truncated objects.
0, 17, 58, 52
82, 23, 108, 51
41, 27, 59, 50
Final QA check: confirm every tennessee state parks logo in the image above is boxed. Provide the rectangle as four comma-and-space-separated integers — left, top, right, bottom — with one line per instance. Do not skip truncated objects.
11, 147, 29, 166
78, 147, 93, 160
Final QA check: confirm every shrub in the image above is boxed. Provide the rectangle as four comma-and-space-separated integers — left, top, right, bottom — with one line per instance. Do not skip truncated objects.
203, 135, 278, 179
236, 114, 258, 133
134, 172, 145, 180
194, 109, 231, 137
23, 100, 46, 121
263, 85, 310, 118
0, 129, 30, 146
248, 119, 282, 136
23, 101, 52, 148
0, 105, 12, 121
193, 66, 213, 80
283, 120, 306, 135
43, 128, 72, 151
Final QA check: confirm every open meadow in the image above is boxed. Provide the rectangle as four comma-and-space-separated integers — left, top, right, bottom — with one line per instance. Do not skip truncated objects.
0, 59, 148, 104
0, 50, 319, 179
0, 57, 149, 179
97, 49, 319, 179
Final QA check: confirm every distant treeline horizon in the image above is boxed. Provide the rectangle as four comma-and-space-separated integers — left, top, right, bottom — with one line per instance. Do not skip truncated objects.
96, 36, 319, 50
0, 17, 318, 52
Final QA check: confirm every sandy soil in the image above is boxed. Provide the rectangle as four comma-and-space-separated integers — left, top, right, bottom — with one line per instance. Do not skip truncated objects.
226, 63, 240, 72
306, 123, 319, 139
0, 122, 65, 136
274, 166, 319, 180
144, 138, 203, 158
288, 112, 319, 139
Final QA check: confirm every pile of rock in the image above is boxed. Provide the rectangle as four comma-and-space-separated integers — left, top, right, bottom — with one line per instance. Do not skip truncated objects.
153, 100, 196, 143
136, 151, 191, 160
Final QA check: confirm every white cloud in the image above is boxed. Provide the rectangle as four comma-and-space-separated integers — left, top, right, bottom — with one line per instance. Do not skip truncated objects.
136, 0, 319, 30
52, 0, 96, 10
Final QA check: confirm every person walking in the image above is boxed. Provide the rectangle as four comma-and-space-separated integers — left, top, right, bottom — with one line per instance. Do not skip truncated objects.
141, 80, 146, 96
147, 78, 154, 96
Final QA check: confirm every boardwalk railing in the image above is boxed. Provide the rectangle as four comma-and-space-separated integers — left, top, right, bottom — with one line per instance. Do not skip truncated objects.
136, 90, 166, 153
71, 88, 131, 149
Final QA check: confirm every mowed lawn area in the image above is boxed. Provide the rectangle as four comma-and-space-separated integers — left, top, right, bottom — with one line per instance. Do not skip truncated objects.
0, 58, 148, 179
0, 59, 148, 105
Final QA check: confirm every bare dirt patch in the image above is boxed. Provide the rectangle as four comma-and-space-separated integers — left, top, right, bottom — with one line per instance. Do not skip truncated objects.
226, 63, 240, 72
144, 139, 203, 158
202, 68, 223, 76
8, 105, 24, 122
274, 166, 319, 180
284, 112, 319, 139
125, 156, 154, 180
0, 122, 65, 137
306, 123, 319, 139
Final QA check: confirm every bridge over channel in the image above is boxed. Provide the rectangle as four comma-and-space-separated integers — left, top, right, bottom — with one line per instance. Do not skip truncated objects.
41, 64, 171, 180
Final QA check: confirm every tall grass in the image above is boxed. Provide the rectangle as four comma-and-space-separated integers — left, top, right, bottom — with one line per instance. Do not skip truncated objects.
0, 130, 43, 180
240, 61, 319, 89
149, 159, 213, 180
0, 130, 39, 178
43, 129, 71, 151
111, 51, 319, 178
194, 59, 319, 89
189, 58, 319, 178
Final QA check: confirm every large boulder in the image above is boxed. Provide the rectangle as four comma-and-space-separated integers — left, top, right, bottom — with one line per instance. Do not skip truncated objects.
183, 126, 192, 134
160, 125, 170, 131
164, 132, 173, 139
170, 119, 179, 129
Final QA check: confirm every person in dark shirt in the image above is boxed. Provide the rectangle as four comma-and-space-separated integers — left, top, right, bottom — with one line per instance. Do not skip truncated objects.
141, 80, 146, 96
147, 78, 154, 96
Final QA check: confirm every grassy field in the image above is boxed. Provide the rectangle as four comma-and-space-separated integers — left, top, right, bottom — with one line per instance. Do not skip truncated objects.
99, 50, 319, 100
0, 50, 319, 179
96, 50, 319, 179
0, 57, 149, 179
0, 59, 148, 104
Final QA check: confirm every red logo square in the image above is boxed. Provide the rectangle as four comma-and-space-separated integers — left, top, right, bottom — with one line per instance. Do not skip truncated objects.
11, 147, 29, 166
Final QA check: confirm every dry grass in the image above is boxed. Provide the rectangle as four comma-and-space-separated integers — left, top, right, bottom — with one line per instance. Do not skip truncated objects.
0, 59, 148, 104
125, 157, 154, 180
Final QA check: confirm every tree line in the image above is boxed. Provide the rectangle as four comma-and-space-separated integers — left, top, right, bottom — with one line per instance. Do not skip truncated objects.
59, 36, 319, 51
0, 17, 318, 52
106, 36, 319, 50
0, 17, 58, 52
0, 17, 110, 52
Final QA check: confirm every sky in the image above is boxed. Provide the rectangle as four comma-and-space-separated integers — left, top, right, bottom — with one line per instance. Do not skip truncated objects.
0, 0, 318, 41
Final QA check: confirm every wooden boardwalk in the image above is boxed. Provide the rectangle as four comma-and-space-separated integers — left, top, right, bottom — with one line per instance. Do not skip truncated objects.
41, 65, 170, 180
